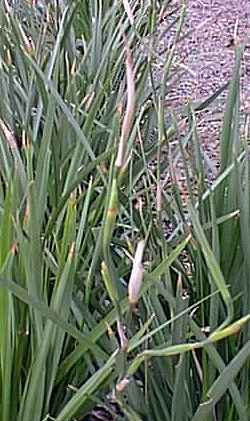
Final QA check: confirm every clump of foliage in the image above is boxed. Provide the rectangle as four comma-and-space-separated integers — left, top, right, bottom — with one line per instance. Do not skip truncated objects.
0, 1, 249, 420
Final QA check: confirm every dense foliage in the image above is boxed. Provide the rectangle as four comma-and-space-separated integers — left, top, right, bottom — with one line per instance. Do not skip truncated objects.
0, 1, 249, 420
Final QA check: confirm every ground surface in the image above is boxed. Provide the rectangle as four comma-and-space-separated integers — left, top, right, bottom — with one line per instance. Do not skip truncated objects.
154, 0, 250, 198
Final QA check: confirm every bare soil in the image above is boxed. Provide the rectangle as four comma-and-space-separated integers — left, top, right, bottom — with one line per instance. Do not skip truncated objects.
154, 0, 250, 196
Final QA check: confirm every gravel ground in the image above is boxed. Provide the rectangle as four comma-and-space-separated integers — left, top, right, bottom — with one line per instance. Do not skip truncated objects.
153, 0, 250, 201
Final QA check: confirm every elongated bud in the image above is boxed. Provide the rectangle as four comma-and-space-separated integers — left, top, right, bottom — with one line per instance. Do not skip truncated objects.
116, 376, 130, 393
69, 242, 75, 261
115, 39, 135, 169
4, 0, 11, 14
122, 0, 134, 25
128, 240, 145, 305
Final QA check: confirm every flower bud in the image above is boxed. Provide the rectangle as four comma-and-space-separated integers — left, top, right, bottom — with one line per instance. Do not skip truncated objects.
116, 377, 130, 393
128, 240, 145, 305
